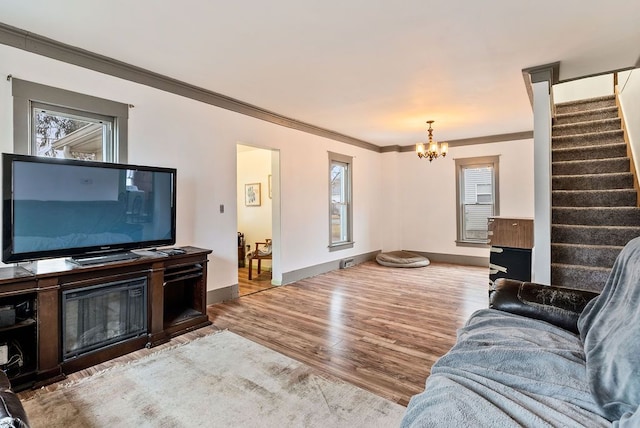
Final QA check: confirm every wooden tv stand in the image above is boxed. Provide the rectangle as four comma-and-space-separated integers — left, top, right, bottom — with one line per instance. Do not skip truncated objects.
0, 246, 211, 390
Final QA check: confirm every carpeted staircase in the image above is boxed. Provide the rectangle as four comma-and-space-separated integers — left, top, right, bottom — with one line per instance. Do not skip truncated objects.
551, 95, 640, 291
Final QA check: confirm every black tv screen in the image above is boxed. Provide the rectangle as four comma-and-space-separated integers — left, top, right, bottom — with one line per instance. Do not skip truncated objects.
2, 153, 176, 263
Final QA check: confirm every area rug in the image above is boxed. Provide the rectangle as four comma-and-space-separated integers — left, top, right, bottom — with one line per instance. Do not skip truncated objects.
22, 330, 405, 427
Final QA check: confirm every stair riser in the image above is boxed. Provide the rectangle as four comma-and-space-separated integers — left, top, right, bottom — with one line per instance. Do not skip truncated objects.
554, 108, 618, 125
552, 131, 624, 149
552, 158, 629, 175
553, 119, 621, 137
552, 174, 634, 191
551, 245, 620, 267
552, 208, 640, 226
552, 144, 627, 162
551, 265, 609, 291
552, 191, 637, 207
555, 97, 616, 115
551, 226, 640, 246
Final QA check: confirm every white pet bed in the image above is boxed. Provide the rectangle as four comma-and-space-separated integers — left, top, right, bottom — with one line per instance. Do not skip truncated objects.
375, 251, 430, 268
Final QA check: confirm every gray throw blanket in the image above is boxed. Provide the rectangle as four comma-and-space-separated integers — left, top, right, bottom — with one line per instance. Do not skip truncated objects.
403, 236, 640, 427
402, 309, 609, 427
578, 236, 640, 426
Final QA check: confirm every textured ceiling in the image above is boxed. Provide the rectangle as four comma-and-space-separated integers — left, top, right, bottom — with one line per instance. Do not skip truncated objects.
1, 0, 639, 146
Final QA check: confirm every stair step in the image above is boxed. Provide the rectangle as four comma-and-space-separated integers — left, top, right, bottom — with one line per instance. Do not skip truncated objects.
552, 157, 629, 175
552, 130, 624, 149
551, 225, 640, 246
552, 189, 637, 207
554, 106, 619, 125
552, 207, 640, 226
551, 263, 610, 291
555, 95, 616, 115
551, 243, 622, 268
550, 95, 628, 292
552, 172, 634, 191
552, 118, 621, 137
552, 143, 627, 162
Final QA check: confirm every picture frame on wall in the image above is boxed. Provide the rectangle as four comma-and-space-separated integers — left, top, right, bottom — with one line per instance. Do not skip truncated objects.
245, 183, 261, 206
268, 174, 272, 199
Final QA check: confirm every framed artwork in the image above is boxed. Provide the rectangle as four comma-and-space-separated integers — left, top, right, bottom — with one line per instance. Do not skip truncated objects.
268, 174, 272, 199
245, 183, 261, 206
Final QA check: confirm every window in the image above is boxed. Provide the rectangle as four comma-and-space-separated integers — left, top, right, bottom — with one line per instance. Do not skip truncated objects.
12, 78, 128, 163
329, 152, 353, 251
31, 103, 115, 161
455, 156, 500, 246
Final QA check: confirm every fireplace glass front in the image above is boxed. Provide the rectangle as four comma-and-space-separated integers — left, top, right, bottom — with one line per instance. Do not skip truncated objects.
62, 277, 147, 360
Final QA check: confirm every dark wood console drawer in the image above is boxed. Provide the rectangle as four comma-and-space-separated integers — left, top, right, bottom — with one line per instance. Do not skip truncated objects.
488, 217, 533, 249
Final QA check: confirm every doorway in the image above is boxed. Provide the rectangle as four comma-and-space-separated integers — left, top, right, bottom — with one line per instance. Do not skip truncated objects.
237, 144, 280, 297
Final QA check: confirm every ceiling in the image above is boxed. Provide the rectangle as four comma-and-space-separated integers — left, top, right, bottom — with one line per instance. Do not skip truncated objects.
1, 0, 639, 147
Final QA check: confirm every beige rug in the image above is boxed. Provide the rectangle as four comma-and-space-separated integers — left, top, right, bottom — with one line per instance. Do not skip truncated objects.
22, 330, 405, 427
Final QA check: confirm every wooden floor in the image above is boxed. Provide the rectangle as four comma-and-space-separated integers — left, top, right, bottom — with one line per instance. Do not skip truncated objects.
237, 265, 274, 297
19, 261, 488, 408
209, 261, 488, 406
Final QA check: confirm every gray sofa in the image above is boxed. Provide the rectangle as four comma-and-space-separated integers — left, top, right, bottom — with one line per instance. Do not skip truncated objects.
402, 236, 640, 427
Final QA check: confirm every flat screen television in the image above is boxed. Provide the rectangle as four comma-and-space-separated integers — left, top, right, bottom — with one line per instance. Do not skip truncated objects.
2, 153, 177, 264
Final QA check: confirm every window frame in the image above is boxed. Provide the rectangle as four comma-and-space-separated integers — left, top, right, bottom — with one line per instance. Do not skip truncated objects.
12, 78, 129, 163
455, 155, 500, 247
328, 151, 354, 251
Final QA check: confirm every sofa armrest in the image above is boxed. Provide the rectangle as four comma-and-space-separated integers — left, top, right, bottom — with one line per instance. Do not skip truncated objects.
489, 278, 599, 334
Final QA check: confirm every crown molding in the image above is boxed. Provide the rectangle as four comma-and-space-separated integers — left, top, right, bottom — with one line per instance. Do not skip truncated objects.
380, 145, 401, 153
393, 130, 533, 153
0, 21, 379, 152
0, 21, 534, 155
445, 130, 534, 147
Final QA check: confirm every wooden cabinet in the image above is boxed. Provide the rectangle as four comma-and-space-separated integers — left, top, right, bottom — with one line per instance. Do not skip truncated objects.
487, 217, 533, 249
0, 246, 211, 390
149, 250, 211, 346
0, 284, 37, 390
488, 218, 533, 284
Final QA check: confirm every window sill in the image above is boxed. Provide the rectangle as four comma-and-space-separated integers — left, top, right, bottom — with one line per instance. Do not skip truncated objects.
455, 240, 490, 249
328, 242, 354, 252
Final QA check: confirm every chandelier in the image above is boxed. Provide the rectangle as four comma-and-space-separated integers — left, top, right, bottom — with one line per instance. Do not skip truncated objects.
415, 120, 448, 162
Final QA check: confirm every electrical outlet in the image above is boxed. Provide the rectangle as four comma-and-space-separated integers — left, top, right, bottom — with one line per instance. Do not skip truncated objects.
0, 345, 8, 365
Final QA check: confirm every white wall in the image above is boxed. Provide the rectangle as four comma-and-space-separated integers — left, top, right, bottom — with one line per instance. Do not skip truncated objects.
553, 74, 614, 104
379, 151, 401, 251
393, 139, 535, 257
279, 142, 383, 270
237, 146, 272, 269
0, 41, 539, 292
618, 70, 640, 176
0, 44, 385, 292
